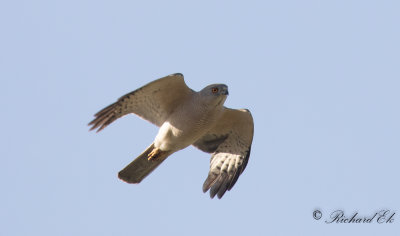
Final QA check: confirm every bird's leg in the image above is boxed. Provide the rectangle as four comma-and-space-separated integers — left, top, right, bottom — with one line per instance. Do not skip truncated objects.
147, 147, 161, 161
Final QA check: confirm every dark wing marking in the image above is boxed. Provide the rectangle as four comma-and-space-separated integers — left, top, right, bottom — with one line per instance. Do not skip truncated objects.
193, 133, 229, 153
88, 73, 192, 132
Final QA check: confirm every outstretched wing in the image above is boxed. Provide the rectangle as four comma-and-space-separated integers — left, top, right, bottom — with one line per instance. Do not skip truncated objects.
193, 108, 254, 199
88, 73, 193, 132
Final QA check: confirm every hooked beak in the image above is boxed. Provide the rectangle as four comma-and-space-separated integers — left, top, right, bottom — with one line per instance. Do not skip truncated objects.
222, 87, 229, 95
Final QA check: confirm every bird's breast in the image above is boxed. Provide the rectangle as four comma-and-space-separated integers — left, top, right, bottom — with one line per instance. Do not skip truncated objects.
154, 104, 223, 152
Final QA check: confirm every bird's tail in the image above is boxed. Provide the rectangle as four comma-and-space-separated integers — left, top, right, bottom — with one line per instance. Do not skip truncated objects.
118, 143, 172, 184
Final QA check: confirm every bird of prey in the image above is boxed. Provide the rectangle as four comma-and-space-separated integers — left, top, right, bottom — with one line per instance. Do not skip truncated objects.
88, 73, 254, 199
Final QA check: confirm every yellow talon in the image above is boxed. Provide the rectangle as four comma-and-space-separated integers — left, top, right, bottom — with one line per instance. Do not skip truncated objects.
147, 148, 161, 161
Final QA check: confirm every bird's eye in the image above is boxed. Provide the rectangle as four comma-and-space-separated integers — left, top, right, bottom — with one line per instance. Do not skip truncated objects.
212, 87, 219, 93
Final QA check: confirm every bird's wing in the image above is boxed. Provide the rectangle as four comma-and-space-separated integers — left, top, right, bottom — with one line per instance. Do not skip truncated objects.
193, 108, 254, 199
88, 73, 193, 132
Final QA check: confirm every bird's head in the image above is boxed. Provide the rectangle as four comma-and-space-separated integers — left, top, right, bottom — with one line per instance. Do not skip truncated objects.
199, 84, 229, 107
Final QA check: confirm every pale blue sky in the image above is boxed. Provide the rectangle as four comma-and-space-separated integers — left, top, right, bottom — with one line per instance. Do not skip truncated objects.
1, 0, 400, 235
